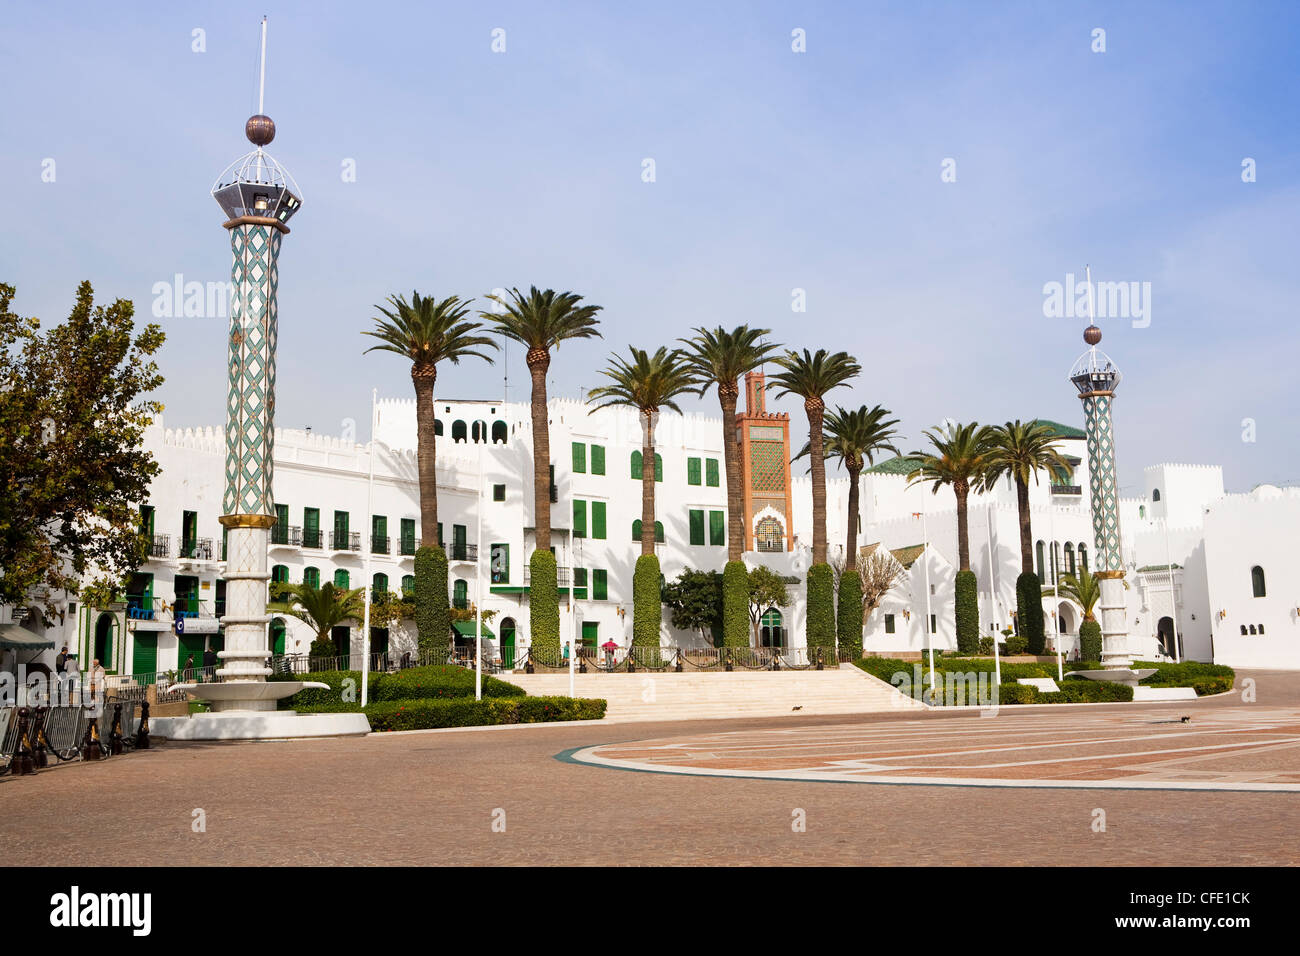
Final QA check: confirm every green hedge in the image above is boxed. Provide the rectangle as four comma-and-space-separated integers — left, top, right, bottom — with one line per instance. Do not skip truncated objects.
1079, 619, 1102, 662
722, 561, 749, 647
308, 635, 336, 659
271, 665, 525, 709
806, 563, 835, 658
1037, 680, 1133, 703
1004, 635, 1028, 655
954, 569, 979, 655
1016, 571, 1045, 654
836, 570, 864, 657
632, 554, 661, 647
295, 696, 608, 731
996, 683, 1038, 705
415, 545, 450, 655
1135, 660, 1235, 696
529, 549, 560, 654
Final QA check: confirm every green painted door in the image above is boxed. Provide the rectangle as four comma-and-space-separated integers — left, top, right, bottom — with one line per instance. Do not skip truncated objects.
500, 618, 516, 668
178, 634, 205, 675
132, 634, 157, 681
270, 619, 287, 655
581, 621, 599, 649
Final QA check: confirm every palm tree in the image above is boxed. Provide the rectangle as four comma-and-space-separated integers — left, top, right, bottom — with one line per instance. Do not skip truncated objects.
270, 581, 366, 656
796, 404, 901, 571
678, 326, 781, 559
1058, 568, 1102, 621
983, 420, 1073, 574
906, 421, 995, 571
484, 287, 602, 553
768, 349, 861, 565
588, 347, 701, 556
363, 291, 497, 546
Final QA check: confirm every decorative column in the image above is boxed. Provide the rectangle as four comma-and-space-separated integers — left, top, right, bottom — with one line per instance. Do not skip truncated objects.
211, 112, 303, 707
1070, 323, 1131, 668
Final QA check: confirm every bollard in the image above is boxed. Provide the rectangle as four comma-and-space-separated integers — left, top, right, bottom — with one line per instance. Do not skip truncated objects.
81, 715, 103, 761
135, 700, 151, 750
725, 649, 733, 672
31, 707, 50, 769
11, 709, 36, 775
109, 703, 125, 756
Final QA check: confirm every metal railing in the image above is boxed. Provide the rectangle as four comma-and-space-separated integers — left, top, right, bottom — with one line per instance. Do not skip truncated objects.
149, 534, 171, 558
371, 535, 390, 555
523, 565, 572, 586
302, 528, 323, 548
272, 524, 302, 546
330, 530, 362, 552
1050, 484, 1082, 495
399, 537, 417, 556
179, 537, 215, 560
447, 543, 478, 561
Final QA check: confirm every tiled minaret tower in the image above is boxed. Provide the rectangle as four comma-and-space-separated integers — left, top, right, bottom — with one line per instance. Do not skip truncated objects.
1068, 308, 1131, 669
209, 19, 303, 701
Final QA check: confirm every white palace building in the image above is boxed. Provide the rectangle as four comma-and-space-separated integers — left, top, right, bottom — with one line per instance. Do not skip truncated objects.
6, 372, 1298, 679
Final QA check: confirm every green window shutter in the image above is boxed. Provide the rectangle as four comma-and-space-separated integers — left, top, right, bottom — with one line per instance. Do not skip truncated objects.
400, 518, 415, 552
655, 521, 664, 543
275, 503, 288, 529
688, 457, 701, 485
593, 569, 608, 601
574, 567, 588, 588
631, 519, 642, 541
402, 574, 415, 596
573, 499, 587, 537
689, 509, 705, 546
572, 442, 586, 473
493, 483, 506, 501
592, 501, 606, 539
303, 567, 320, 589
334, 569, 350, 589
654, 454, 663, 482
709, 510, 725, 546
490, 543, 510, 583
630, 450, 642, 479
591, 445, 605, 475
437, 522, 444, 548
706, 458, 720, 487
581, 621, 599, 647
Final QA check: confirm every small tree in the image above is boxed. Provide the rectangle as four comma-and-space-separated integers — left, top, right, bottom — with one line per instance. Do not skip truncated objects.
722, 561, 750, 647
1017, 572, 1046, 654
632, 554, 662, 647
1059, 568, 1103, 661
269, 582, 366, 658
954, 569, 979, 655
747, 566, 791, 647
662, 568, 724, 646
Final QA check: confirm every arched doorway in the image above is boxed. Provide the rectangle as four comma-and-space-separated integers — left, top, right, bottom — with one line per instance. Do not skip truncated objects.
93, 613, 117, 671
270, 617, 287, 656
759, 609, 785, 648
1156, 616, 1181, 659
500, 617, 516, 669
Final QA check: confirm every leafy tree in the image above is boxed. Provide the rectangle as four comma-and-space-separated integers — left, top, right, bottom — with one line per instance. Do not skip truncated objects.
662, 568, 724, 646
746, 566, 791, 646
1058, 568, 1102, 620
0, 281, 164, 611
907, 421, 995, 572
632, 554, 662, 647
983, 420, 1073, 573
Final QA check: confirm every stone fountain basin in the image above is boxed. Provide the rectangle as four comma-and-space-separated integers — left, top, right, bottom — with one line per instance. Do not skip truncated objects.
1064, 668, 1158, 687
167, 681, 329, 701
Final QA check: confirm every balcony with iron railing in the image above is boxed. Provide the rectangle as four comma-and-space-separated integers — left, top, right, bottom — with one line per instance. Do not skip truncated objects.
399, 536, 417, 556
178, 537, 215, 561
446, 543, 478, 562
371, 535, 390, 555
1050, 484, 1082, 496
302, 528, 323, 549
272, 524, 303, 547
523, 565, 572, 587
148, 533, 171, 559
172, 596, 216, 620
330, 530, 362, 552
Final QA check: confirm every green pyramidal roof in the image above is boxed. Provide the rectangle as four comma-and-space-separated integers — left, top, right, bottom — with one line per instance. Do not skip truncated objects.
865, 456, 923, 475
1033, 419, 1087, 440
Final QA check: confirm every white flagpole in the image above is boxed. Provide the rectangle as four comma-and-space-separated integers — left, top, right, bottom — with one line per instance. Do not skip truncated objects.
921, 499, 935, 699
986, 502, 1001, 688
361, 388, 376, 708
475, 439, 484, 701
257, 18, 268, 116
1164, 517, 1181, 662
1049, 502, 1062, 681
568, 528, 575, 699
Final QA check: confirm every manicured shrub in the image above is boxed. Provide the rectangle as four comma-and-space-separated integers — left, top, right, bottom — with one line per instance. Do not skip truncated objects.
308, 635, 336, 661
1134, 660, 1235, 696
722, 560, 749, 648
805, 563, 835, 660
1079, 619, 1102, 663
294, 695, 608, 731
836, 570, 864, 657
978, 636, 994, 656
996, 683, 1038, 705
1004, 635, 1028, 656
1037, 680, 1133, 703
632, 554, 661, 648
415, 545, 450, 655
1016, 571, 1045, 654
529, 549, 560, 654
954, 569, 979, 655
271, 665, 525, 709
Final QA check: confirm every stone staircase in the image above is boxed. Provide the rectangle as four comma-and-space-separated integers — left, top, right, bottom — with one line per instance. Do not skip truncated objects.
505, 664, 924, 723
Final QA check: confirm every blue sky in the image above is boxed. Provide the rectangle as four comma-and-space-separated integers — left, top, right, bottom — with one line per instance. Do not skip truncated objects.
3, 0, 1297, 495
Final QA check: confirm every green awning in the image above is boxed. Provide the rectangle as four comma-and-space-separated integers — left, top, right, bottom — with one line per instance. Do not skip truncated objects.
452, 620, 495, 639
0, 623, 56, 651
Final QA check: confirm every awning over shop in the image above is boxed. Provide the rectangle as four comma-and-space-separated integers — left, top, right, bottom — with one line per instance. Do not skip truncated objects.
451, 620, 495, 639
0, 623, 56, 652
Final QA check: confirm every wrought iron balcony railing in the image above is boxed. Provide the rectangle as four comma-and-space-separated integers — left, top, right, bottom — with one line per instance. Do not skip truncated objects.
330, 530, 362, 552
302, 528, 323, 549
179, 537, 215, 560
1050, 484, 1082, 496
371, 535, 390, 555
524, 565, 571, 587
272, 524, 303, 546
149, 534, 171, 559
399, 536, 417, 556
447, 543, 478, 562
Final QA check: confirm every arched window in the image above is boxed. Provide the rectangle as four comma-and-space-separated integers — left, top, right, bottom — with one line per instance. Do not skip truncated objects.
303, 566, 320, 589
452, 420, 467, 443
760, 609, 785, 648
401, 574, 415, 597
631, 519, 665, 543
435, 419, 444, 436
1035, 540, 1046, 580
1078, 543, 1088, 571
1240, 625, 1247, 635
1139, 505, 1146, 519
756, 517, 783, 553
630, 449, 642, 479
1152, 488, 1161, 502
1064, 543, 1076, 576
1259, 623, 1265, 635
1249, 625, 1257, 635
471, 420, 488, 443
334, 569, 350, 589
1251, 565, 1266, 597
491, 420, 507, 444
654, 453, 663, 482
372, 572, 388, 600
271, 565, 289, 583
453, 579, 468, 609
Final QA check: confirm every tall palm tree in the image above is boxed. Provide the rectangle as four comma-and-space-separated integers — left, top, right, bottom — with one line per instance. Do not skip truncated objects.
768, 349, 861, 565
270, 581, 366, 654
588, 347, 701, 556
906, 422, 995, 571
678, 326, 780, 559
797, 404, 902, 571
1058, 568, 1101, 621
983, 420, 1073, 574
363, 291, 497, 546
485, 287, 602, 553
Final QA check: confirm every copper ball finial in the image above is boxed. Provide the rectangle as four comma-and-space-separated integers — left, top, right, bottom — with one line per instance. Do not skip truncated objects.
1083, 324, 1103, 346
245, 114, 276, 147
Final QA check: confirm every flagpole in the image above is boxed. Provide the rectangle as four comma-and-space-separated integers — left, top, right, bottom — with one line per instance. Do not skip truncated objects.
1049, 501, 1062, 681
921, 498, 935, 700
361, 388, 376, 708
1164, 517, 1181, 663
475, 438, 484, 701
986, 502, 1001, 688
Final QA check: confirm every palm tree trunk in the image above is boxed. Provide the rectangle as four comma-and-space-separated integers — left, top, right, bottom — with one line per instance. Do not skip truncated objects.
845, 461, 861, 570
411, 365, 438, 547
718, 383, 743, 560
640, 408, 657, 556
1016, 474, 1033, 574
955, 479, 971, 571
527, 351, 551, 553
807, 399, 827, 565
